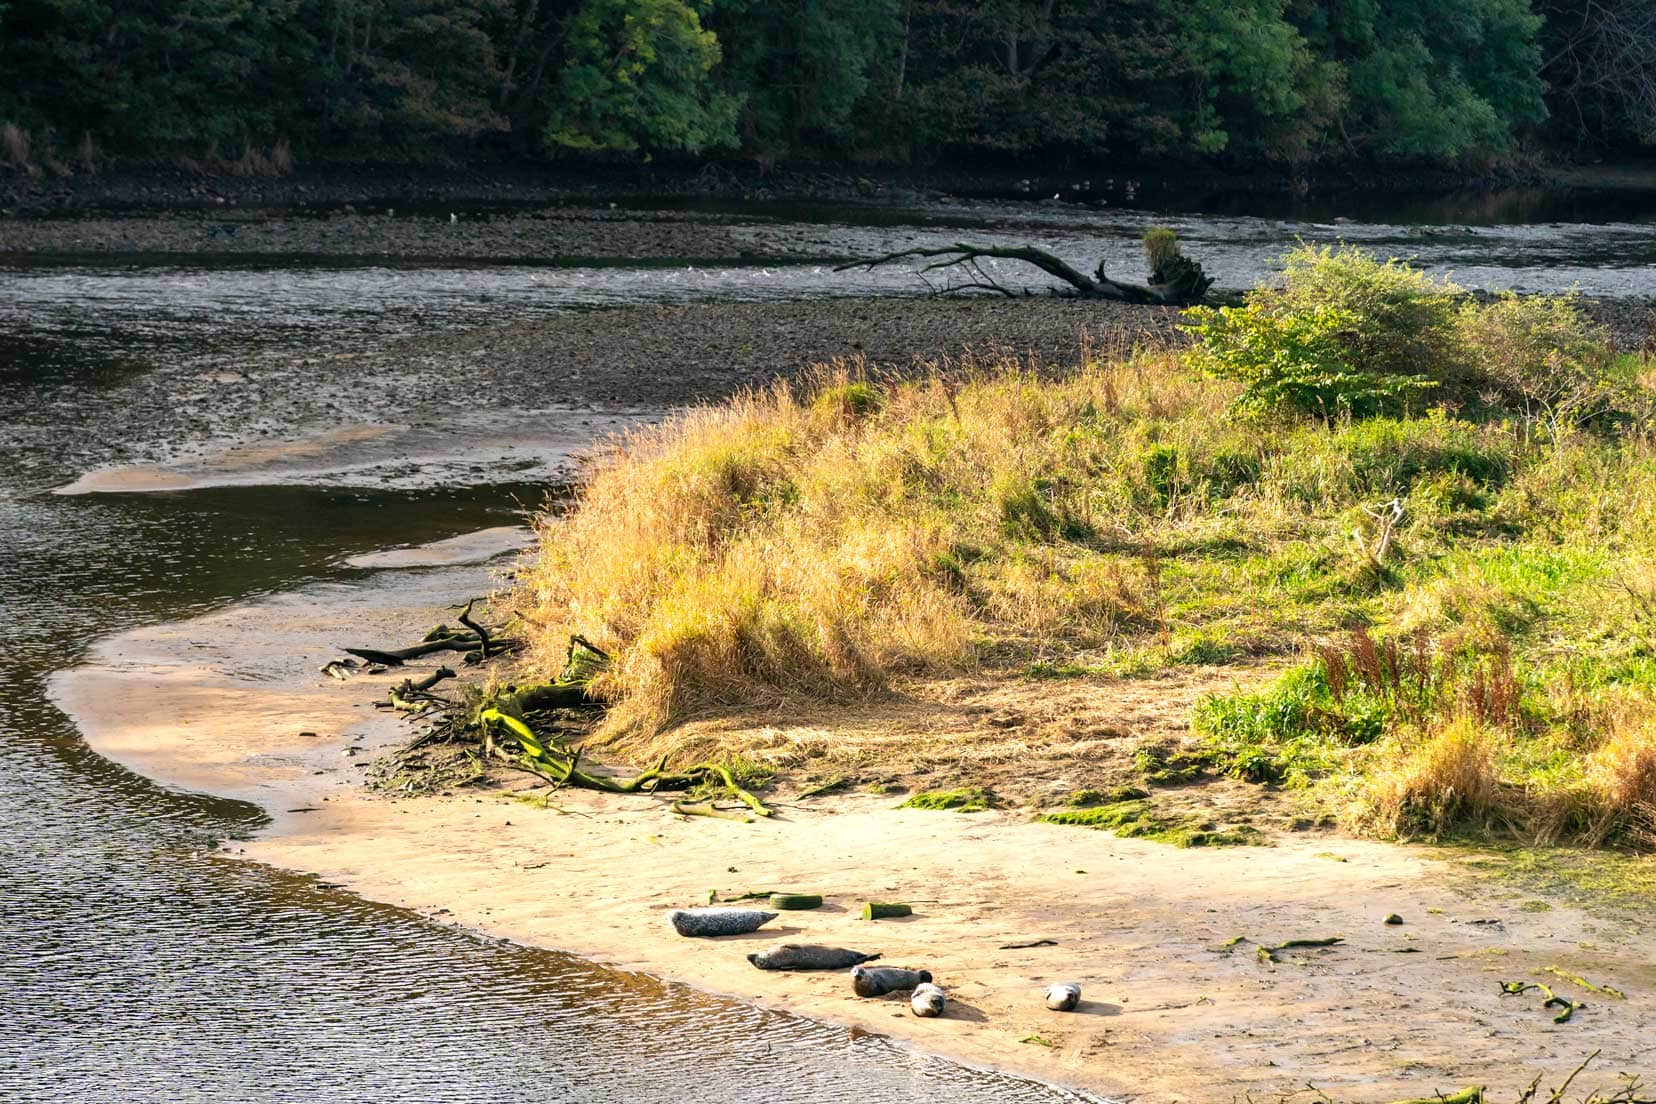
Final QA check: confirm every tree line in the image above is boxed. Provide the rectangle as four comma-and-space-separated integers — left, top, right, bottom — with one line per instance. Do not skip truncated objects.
1, 0, 1651, 172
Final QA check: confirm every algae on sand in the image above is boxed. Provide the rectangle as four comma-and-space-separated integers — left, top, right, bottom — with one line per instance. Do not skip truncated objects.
1039, 797, 1265, 848
903, 787, 993, 812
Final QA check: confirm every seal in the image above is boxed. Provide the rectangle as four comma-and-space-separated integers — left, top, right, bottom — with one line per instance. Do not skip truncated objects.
1045, 982, 1082, 1011
910, 982, 947, 1018
667, 907, 778, 937
746, 944, 882, 971
850, 965, 932, 997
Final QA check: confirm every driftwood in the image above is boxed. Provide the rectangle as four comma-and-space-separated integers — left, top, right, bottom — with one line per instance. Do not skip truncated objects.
361, 624, 770, 820
386, 666, 457, 713
342, 633, 519, 667
478, 704, 772, 817
1379, 1089, 1484, 1104
1545, 966, 1626, 1000
835, 228, 1214, 305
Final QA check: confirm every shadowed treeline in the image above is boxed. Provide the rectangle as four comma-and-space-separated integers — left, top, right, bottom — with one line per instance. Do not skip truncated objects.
1, 1, 1652, 173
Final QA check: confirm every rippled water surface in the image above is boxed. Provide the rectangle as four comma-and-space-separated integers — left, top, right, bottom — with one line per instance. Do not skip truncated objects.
3, 192, 1650, 1102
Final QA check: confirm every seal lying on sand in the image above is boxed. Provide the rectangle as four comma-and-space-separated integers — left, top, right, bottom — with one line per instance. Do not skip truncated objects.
1045, 982, 1082, 1011
667, 908, 778, 937
910, 982, 947, 1018
850, 965, 932, 997
747, 944, 881, 971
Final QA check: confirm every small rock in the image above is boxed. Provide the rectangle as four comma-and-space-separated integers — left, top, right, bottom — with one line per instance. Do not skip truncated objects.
1384, 913, 1404, 925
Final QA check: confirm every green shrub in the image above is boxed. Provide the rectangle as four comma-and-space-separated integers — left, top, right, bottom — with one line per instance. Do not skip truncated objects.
1182, 244, 1467, 419
1459, 293, 1630, 431
1183, 298, 1439, 419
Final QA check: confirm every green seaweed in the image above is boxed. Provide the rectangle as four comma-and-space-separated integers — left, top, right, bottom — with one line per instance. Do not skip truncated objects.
902, 787, 993, 812
1039, 798, 1265, 848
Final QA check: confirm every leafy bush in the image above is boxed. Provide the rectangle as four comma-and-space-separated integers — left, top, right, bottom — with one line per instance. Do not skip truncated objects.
1183, 245, 1475, 419
1459, 292, 1631, 431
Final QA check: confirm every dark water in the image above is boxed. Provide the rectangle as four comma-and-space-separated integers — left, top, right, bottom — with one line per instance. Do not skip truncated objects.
0, 219, 1110, 1101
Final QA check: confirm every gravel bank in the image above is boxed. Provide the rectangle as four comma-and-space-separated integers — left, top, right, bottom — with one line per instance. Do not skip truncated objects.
383, 297, 1188, 409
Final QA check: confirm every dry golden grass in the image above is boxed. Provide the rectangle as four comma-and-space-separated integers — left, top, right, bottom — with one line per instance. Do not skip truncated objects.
1352, 717, 1505, 840
508, 281, 1656, 861
512, 350, 1220, 747
1582, 720, 1656, 846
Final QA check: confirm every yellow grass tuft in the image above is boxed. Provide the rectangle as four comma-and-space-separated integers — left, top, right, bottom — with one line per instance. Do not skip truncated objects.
1353, 717, 1505, 840
1583, 720, 1656, 849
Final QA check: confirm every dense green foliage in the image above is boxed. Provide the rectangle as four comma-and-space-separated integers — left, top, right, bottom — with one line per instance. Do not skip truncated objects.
0, 1, 1650, 168
1184, 244, 1647, 424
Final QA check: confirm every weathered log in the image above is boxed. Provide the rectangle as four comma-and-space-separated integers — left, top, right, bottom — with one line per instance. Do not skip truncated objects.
342, 635, 478, 666
836, 229, 1213, 306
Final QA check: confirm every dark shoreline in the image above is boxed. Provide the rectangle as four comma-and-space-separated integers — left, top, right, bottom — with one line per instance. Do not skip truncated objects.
5, 155, 1649, 218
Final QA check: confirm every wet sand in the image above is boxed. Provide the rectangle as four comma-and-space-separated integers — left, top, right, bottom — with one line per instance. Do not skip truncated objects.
52, 544, 1656, 1104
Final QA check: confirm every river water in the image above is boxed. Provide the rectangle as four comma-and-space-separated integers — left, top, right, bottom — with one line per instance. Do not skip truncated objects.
1, 192, 1651, 1102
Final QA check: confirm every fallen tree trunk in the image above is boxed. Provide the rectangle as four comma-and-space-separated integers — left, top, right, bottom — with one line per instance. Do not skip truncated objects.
835, 228, 1214, 305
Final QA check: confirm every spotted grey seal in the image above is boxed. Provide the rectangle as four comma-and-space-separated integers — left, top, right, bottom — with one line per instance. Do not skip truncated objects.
909, 982, 947, 1017
746, 944, 882, 971
667, 907, 778, 937
850, 964, 932, 997
1045, 982, 1082, 1011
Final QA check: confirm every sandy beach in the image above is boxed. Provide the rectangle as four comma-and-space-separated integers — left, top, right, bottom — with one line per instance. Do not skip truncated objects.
51, 536, 1656, 1104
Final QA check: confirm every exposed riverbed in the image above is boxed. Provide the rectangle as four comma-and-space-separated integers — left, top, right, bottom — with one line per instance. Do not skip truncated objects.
4, 190, 1654, 1101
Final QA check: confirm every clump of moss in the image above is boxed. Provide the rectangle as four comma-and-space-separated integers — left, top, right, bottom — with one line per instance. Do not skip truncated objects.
903, 787, 993, 812
1069, 785, 1149, 806
1132, 743, 1213, 784
1040, 798, 1264, 848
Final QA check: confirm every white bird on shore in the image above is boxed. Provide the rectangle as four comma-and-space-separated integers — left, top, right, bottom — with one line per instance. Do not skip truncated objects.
449, 212, 457, 224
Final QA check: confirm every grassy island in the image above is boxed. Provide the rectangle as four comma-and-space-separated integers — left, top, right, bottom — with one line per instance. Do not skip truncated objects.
509, 246, 1655, 864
